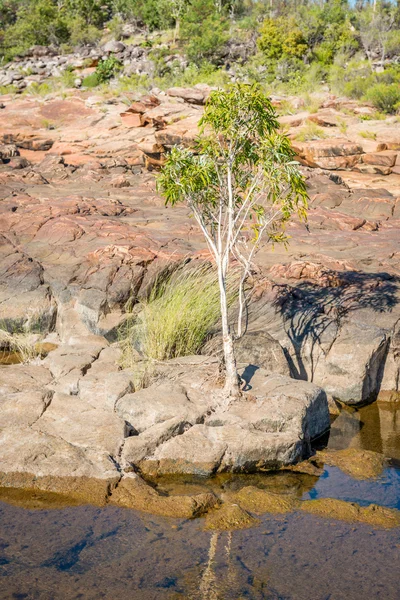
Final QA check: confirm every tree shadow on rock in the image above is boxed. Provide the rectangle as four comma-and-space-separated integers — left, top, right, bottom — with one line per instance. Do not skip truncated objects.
272, 271, 400, 382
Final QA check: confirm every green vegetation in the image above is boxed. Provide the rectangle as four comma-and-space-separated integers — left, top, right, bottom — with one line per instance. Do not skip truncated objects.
296, 120, 328, 142
2, 1, 400, 111
157, 83, 307, 397
123, 264, 236, 361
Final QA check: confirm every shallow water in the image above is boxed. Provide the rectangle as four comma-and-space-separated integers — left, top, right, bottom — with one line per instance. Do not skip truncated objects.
1, 401, 400, 600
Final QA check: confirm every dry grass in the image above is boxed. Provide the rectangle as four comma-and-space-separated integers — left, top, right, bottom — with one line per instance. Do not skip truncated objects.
120, 263, 238, 364
0, 328, 41, 363
295, 120, 328, 142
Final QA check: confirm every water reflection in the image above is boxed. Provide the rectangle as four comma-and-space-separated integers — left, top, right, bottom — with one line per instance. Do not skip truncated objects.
328, 401, 400, 460
1, 502, 400, 600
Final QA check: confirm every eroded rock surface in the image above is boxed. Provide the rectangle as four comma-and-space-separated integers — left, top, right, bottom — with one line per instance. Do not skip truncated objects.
1, 90, 400, 505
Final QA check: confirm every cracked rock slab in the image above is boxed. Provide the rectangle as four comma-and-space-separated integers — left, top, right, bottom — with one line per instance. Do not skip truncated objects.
206, 374, 330, 441
32, 392, 130, 456
0, 426, 120, 504
115, 382, 208, 433
139, 424, 304, 477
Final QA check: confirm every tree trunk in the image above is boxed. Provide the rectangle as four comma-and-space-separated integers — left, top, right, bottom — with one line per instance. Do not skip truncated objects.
173, 19, 180, 44
218, 265, 240, 399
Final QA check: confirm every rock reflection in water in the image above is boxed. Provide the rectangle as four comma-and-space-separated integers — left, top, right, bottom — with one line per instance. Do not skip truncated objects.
328, 402, 400, 461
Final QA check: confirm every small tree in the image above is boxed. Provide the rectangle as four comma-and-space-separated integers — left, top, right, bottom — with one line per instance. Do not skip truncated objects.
158, 84, 308, 399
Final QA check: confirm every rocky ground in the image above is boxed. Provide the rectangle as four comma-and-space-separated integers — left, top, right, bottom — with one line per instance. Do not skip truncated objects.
1, 85, 400, 518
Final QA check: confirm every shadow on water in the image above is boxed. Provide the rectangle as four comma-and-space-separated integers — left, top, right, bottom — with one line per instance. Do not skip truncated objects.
272, 271, 400, 381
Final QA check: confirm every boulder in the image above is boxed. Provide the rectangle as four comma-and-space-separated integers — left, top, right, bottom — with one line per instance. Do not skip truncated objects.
115, 382, 208, 433
103, 41, 126, 54
167, 87, 205, 105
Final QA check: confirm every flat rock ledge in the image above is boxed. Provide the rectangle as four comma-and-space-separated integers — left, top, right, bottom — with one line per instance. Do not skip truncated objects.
0, 352, 330, 511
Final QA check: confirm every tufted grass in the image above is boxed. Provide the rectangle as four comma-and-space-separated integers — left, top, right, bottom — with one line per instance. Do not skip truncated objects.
0, 328, 41, 363
122, 263, 238, 363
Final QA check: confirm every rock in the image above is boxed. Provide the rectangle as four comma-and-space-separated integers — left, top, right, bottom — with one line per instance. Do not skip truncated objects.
139, 424, 304, 477
354, 164, 392, 176
301, 498, 400, 529
307, 111, 342, 127
115, 382, 208, 433
0, 390, 52, 428
312, 321, 389, 405
206, 374, 329, 443
0, 427, 120, 504
103, 41, 126, 54
110, 473, 219, 518
294, 139, 363, 170
0, 144, 19, 158
120, 112, 144, 128
205, 330, 290, 377
121, 417, 188, 466
317, 448, 386, 479
167, 87, 205, 105
204, 503, 259, 530
361, 152, 397, 167
32, 392, 129, 456
223, 486, 299, 515
43, 344, 102, 379
79, 370, 134, 411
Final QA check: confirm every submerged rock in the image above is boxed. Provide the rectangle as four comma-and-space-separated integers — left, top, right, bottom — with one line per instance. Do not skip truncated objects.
301, 498, 400, 529
110, 473, 219, 518
222, 486, 299, 515
204, 503, 259, 531
317, 448, 386, 480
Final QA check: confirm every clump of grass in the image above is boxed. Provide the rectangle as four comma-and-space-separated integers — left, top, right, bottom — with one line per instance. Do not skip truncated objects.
295, 120, 328, 142
359, 130, 377, 140
337, 118, 348, 134
302, 93, 321, 114
122, 263, 237, 362
277, 99, 295, 116
0, 328, 41, 363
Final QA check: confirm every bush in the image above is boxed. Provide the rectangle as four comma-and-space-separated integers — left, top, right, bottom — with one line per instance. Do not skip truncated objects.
95, 56, 122, 83
125, 264, 237, 361
365, 83, 400, 114
181, 0, 229, 66
2, 0, 70, 59
258, 17, 308, 61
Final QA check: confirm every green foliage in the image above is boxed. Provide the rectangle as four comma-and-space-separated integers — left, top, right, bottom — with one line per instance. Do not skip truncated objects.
359, 130, 377, 140
181, 0, 229, 65
2, 0, 69, 59
82, 72, 100, 88
258, 17, 308, 61
365, 83, 400, 114
95, 56, 122, 83
158, 82, 307, 251
128, 264, 234, 360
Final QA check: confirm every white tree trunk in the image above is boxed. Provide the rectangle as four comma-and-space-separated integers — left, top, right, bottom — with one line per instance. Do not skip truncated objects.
218, 265, 240, 399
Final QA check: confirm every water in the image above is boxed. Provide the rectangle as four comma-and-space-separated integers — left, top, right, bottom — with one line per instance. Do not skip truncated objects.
1, 401, 400, 600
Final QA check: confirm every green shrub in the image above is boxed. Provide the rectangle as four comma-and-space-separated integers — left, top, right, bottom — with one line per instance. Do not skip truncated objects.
365, 83, 400, 114
125, 264, 237, 361
258, 17, 308, 61
95, 57, 122, 83
181, 0, 229, 66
